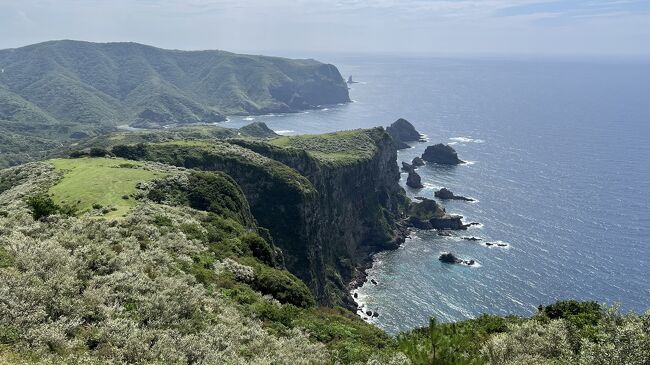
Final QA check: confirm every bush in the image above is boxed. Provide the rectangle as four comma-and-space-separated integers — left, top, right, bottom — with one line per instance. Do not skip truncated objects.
242, 233, 277, 267
250, 264, 315, 308
69, 150, 88, 158
0, 247, 14, 268
111, 144, 148, 160
89, 147, 109, 157
540, 300, 602, 328
26, 194, 61, 220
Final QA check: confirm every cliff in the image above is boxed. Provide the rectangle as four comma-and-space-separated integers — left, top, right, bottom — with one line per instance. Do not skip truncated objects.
111, 128, 408, 306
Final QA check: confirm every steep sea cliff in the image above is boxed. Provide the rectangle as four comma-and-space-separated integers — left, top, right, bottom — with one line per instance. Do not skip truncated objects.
111, 127, 409, 306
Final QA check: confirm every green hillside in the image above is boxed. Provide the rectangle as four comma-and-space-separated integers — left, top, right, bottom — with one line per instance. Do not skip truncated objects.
49, 158, 170, 218
0, 128, 649, 364
0, 40, 349, 166
1, 156, 648, 364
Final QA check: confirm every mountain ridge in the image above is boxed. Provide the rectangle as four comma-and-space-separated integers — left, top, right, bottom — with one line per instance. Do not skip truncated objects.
0, 40, 350, 166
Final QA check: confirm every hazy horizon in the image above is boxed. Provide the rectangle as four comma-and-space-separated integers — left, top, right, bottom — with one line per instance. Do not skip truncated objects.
2, 0, 649, 58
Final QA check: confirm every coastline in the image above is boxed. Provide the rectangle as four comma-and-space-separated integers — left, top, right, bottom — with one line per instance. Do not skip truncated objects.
345, 222, 411, 312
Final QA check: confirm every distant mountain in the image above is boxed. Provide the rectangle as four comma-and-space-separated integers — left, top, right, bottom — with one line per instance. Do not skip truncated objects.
0, 40, 350, 165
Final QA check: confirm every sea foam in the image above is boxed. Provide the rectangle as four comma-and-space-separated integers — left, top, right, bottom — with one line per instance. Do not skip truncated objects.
450, 136, 485, 144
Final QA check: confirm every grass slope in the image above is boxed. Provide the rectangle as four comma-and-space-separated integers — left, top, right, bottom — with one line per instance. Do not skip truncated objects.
270, 128, 385, 166
49, 158, 168, 217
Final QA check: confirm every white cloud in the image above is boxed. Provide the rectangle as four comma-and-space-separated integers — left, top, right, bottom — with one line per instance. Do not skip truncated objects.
0, 0, 648, 55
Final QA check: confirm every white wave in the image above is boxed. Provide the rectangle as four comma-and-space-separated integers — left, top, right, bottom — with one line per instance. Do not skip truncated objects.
322, 108, 329, 111
450, 136, 485, 144
449, 142, 458, 145
463, 160, 477, 165
274, 130, 296, 135
483, 240, 511, 249
422, 182, 441, 189
243, 117, 255, 121
468, 223, 484, 229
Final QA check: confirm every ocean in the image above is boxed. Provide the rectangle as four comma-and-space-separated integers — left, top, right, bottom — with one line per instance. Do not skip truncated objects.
225, 55, 650, 334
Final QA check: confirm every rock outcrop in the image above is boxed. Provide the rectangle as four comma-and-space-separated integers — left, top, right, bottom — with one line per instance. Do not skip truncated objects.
439, 252, 476, 266
401, 162, 415, 173
422, 144, 464, 165
386, 119, 423, 149
406, 171, 424, 189
434, 188, 474, 201
412, 157, 425, 167
405, 197, 465, 230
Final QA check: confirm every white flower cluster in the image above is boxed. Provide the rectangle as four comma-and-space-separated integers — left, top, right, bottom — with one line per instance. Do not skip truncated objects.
217, 258, 255, 283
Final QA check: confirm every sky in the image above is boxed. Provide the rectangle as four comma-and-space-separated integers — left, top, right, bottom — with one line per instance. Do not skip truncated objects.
1, 0, 649, 57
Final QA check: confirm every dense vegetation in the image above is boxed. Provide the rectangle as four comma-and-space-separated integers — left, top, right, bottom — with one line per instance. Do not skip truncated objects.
0, 40, 349, 167
270, 128, 385, 166
0, 128, 648, 364
108, 128, 407, 307
0, 159, 409, 364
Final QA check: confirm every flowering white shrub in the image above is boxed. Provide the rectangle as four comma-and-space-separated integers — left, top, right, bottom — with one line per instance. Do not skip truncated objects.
219, 258, 255, 282
482, 319, 574, 365
578, 309, 650, 365
0, 163, 330, 364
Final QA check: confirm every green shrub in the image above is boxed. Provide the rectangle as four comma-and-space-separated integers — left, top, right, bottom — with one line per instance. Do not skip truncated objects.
69, 150, 88, 158
26, 194, 61, 220
111, 144, 148, 160
295, 307, 397, 363
242, 233, 277, 267
89, 147, 109, 157
0, 324, 19, 345
540, 300, 602, 328
0, 247, 14, 268
249, 263, 315, 308
0, 178, 15, 194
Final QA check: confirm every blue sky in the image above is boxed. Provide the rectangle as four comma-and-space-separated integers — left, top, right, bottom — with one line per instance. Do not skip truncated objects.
1, 0, 649, 56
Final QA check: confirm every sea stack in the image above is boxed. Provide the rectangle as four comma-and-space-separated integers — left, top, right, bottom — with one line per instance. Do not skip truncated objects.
434, 188, 474, 201
439, 252, 462, 264
401, 161, 415, 173
406, 197, 465, 230
421, 144, 464, 165
386, 118, 423, 149
406, 171, 424, 189
412, 157, 425, 167
439, 252, 476, 266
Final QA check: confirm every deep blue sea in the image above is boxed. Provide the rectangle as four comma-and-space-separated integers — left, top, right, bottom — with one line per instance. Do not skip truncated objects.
226, 55, 650, 334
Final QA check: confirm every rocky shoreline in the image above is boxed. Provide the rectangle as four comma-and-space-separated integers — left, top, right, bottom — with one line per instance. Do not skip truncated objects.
348, 120, 491, 316
346, 223, 410, 311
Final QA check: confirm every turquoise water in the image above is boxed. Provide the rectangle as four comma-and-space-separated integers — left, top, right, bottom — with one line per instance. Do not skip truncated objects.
226, 55, 650, 334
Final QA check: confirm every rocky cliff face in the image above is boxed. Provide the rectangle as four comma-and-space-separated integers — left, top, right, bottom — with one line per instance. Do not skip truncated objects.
230, 130, 408, 305
112, 128, 408, 306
